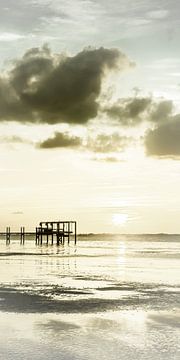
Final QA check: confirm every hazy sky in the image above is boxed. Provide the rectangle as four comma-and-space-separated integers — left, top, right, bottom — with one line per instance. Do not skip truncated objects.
1, 0, 180, 233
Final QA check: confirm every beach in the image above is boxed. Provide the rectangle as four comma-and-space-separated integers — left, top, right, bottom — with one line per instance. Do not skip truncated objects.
0, 234, 180, 359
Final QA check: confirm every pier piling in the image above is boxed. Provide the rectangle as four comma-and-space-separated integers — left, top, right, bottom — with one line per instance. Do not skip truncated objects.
20, 227, 25, 245
6, 227, 10, 245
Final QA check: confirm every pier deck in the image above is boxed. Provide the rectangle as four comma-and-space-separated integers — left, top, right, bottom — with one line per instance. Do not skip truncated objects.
0, 220, 77, 245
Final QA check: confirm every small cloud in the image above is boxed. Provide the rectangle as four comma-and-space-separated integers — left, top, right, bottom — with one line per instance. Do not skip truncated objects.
38, 132, 82, 149
87, 133, 130, 153
91, 155, 122, 163
12, 211, 24, 215
105, 97, 152, 126
0, 136, 26, 144
105, 97, 173, 126
93, 156, 121, 163
103, 156, 120, 162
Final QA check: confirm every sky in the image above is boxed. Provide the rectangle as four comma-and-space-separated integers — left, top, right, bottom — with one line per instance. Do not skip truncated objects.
0, 0, 180, 233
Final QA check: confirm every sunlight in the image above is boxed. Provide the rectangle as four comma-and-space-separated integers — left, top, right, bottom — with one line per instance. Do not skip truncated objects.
117, 241, 127, 268
112, 213, 128, 226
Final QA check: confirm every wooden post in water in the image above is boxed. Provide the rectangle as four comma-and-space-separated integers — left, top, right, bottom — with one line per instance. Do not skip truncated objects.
40, 223, 43, 245
51, 222, 53, 245
57, 222, 59, 245
68, 222, 70, 244
23, 226, 25, 244
46, 222, 49, 244
21, 227, 23, 244
20, 227, 25, 245
35, 227, 38, 245
20, 227, 22, 244
6, 227, 8, 244
74, 221, 77, 245
62, 222, 65, 245
6, 227, 10, 245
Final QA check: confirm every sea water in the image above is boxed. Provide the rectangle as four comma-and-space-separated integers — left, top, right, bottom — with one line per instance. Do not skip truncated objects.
0, 234, 179, 359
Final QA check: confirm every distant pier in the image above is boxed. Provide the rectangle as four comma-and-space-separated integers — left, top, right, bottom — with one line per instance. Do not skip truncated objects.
0, 221, 77, 245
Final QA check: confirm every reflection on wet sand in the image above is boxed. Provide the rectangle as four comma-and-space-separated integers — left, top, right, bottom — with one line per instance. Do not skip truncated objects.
0, 236, 180, 359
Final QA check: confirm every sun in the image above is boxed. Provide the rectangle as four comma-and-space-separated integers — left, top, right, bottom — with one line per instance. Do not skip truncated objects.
112, 213, 128, 226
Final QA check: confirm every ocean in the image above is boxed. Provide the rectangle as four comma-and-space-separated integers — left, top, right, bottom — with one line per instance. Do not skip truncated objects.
0, 234, 179, 359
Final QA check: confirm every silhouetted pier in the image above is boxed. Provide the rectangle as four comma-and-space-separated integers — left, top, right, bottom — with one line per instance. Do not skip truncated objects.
0, 221, 77, 245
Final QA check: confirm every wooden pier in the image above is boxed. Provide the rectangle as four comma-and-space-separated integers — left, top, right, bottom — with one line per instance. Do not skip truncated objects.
0, 220, 77, 245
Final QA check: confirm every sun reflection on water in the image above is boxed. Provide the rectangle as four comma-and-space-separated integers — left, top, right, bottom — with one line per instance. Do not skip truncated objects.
116, 241, 127, 276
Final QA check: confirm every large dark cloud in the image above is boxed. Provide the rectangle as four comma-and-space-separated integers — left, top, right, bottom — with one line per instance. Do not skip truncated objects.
39, 132, 82, 149
145, 116, 180, 157
0, 45, 132, 124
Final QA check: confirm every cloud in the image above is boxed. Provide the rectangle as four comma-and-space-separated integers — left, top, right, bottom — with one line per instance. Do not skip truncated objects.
87, 133, 130, 153
105, 97, 174, 126
12, 211, 24, 215
103, 156, 120, 162
147, 9, 169, 20
39, 132, 82, 149
0, 135, 26, 143
105, 97, 152, 126
92, 155, 121, 163
145, 116, 180, 157
38, 130, 130, 154
104, 96, 178, 159
150, 100, 173, 122
0, 0, 63, 34
0, 45, 133, 125
0, 33, 26, 41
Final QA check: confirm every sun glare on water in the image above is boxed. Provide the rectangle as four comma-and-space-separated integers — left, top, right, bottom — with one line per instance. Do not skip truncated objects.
112, 213, 128, 226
